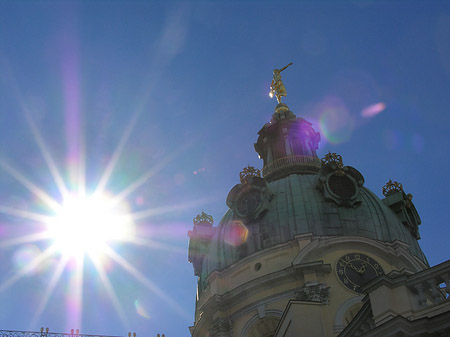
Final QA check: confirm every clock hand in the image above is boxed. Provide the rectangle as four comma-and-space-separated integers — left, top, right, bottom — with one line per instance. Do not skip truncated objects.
340, 260, 361, 273
356, 264, 366, 275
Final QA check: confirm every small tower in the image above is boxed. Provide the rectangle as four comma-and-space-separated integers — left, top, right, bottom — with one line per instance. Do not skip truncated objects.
188, 211, 214, 282
254, 103, 321, 181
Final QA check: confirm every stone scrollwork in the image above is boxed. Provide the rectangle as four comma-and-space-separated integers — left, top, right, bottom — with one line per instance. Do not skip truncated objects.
295, 282, 330, 304
208, 318, 232, 337
316, 153, 364, 207
227, 167, 274, 221
381, 181, 421, 239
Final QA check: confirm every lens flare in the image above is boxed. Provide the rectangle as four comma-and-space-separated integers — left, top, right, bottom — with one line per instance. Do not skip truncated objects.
135, 299, 151, 319
318, 97, 355, 144
411, 134, 424, 153
12, 244, 41, 273
0, 53, 195, 329
224, 220, 248, 246
361, 102, 386, 118
382, 129, 402, 151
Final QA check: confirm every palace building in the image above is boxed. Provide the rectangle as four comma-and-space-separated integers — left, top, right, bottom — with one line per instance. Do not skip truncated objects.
188, 95, 450, 336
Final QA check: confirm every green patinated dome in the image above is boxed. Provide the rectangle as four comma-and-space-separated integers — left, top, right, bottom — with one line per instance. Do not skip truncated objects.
190, 104, 426, 288
201, 174, 427, 283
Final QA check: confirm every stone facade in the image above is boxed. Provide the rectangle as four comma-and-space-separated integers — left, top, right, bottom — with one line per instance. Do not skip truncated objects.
188, 103, 449, 337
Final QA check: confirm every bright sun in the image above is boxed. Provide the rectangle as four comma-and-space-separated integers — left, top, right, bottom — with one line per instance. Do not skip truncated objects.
0, 108, 190, 328
45, 193, 135, 258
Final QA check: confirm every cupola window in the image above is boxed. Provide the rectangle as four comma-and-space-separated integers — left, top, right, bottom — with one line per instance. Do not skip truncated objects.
328, 174, 356, 200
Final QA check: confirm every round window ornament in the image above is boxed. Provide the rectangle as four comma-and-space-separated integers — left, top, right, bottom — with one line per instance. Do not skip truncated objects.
226, 166, 274, 221
236, 190, 262, 217
328, 174, 356, 200
317, 153, 364, 207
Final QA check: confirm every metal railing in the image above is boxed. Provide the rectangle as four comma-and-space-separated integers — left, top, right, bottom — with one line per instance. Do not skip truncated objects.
0, 329, 136, 337
262, 155, 321, 177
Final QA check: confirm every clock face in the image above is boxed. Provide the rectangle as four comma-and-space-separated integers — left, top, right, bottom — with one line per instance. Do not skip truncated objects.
237, 190, 262, 217
336, 253, 384, 294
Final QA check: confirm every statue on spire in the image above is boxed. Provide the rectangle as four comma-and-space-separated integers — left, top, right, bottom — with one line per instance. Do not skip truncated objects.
269, 62, 293, 104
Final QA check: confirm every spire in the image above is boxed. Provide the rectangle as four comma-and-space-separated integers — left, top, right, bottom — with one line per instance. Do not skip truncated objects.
255, 71, 321, 181
269, 63, 293, 104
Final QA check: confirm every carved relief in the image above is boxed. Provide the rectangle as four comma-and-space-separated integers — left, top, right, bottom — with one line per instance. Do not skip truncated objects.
227, 167, 274, 221
317, 152, 364, 207
208, 318, 232, 337
295, 281, 330, 304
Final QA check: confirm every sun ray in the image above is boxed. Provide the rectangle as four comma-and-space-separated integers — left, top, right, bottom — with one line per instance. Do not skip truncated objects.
0, 204, 53, 224
110, 143, 192, 208
30, 256, 69, 329
109, 164, 171, 208
94, 112, 140, 198
89, 250, 129, 328
129, 197, 214, 221
0, 159, 61, 212
1, 48, 196, 328
103, 245, 190, 320
24, 112, 69, 198
76, 134, 86, 199
0, 231, 52, 248
0, 245, 57, 292
130, 237, 185, 255
66, 254, 84, 331
71, 124, 86, 200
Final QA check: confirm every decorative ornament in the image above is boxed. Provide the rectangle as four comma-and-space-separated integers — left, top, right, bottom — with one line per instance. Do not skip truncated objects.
208, 318, 232, 337
193, 211, 214, 226
321, 152, 345, 175
382, 182, 420, 239
227, 167, 273, 220
269, 62, 293, 104
382, 180, 404, 197
295, 282, 330, 304
405, 193, 413, 208
316, 154, 364, 207
239, 165, 262, 184
40, 328, 49, 337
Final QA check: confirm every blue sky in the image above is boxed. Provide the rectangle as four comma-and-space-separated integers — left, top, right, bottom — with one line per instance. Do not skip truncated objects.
0, 1, 449, 336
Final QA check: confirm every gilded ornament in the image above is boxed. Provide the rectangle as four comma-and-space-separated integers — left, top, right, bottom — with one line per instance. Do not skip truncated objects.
269, 62, 293, 104
321, 152, 345, 175
239, 165, 262, 184
382, 179, 404, 196
193, 211, 214, 226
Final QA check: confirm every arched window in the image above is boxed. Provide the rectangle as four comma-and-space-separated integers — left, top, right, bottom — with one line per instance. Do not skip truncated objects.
242, 315, 281, 337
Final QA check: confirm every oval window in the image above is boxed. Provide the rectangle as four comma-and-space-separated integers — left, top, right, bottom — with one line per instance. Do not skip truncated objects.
328, 174, 356, 200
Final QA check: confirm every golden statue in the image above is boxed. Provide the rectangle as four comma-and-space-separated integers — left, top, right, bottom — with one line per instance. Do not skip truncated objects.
270, 62, 293, 103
